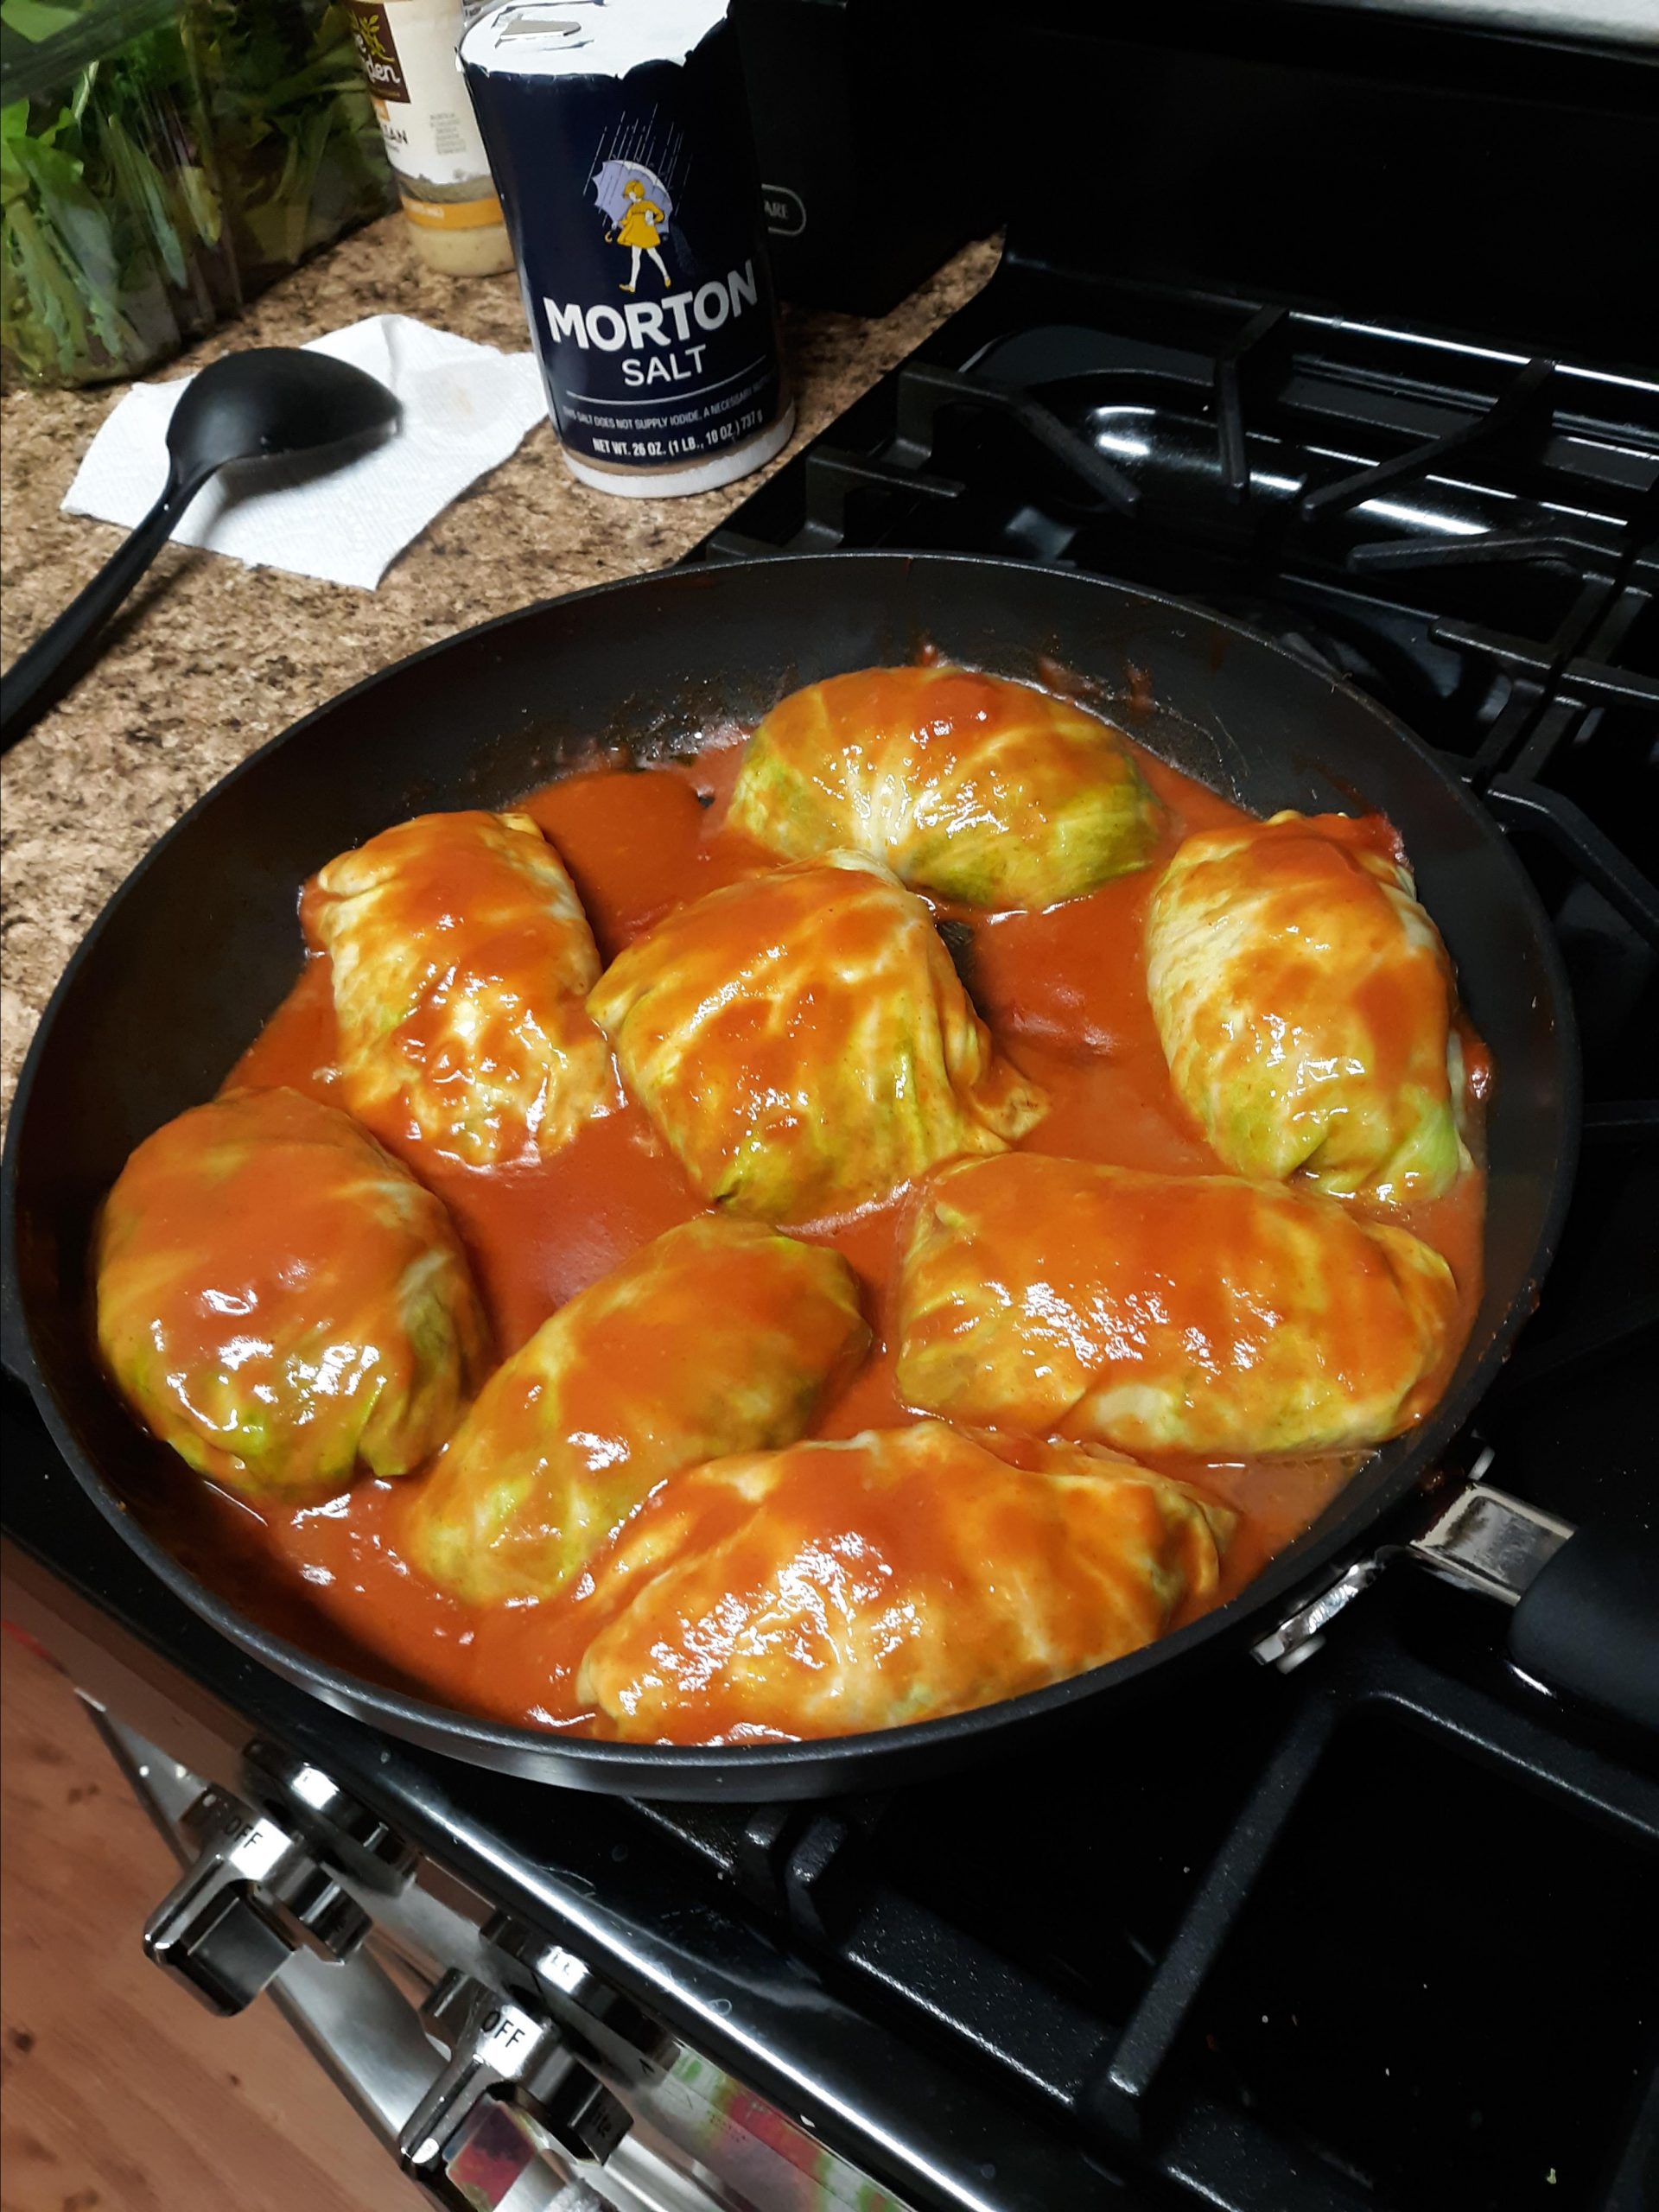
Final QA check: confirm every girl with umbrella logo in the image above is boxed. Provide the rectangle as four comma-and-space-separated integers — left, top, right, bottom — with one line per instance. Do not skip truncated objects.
594, 160, 673, 292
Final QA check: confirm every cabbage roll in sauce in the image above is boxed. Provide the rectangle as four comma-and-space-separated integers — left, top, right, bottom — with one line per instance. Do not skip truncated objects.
1145, 810, 1471, 1202
727, 664, 1161, 908
588, 853, 1047, 1223
405, 1216, 868, 1604
96, 1087, 490, 1502
897, 1154, 1458, 1455
304, 810, 620, 1168
574, 1422, 1234, 1743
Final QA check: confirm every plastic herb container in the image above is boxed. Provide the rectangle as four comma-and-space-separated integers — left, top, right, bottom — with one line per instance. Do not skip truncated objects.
193, 0, 392, 296
1, 0, 392, 389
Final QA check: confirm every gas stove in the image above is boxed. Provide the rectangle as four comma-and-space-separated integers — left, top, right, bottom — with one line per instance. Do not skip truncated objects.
4, 9, 1657, 2212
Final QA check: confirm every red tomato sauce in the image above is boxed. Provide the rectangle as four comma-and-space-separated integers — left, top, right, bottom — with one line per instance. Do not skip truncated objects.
135, 724, 1487, 1733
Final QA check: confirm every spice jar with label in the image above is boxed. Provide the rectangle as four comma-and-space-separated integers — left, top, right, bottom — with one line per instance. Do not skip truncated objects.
346, 0, 512, 275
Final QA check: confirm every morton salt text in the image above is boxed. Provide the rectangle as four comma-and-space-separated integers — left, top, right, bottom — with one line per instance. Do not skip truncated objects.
543, 262, 760, 386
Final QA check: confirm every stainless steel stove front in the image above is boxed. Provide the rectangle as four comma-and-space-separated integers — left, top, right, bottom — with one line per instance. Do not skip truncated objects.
79, 1698, 910, 2212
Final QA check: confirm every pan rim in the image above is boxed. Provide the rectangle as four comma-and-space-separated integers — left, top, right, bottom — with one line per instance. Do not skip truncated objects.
0, 549, 1582, 1787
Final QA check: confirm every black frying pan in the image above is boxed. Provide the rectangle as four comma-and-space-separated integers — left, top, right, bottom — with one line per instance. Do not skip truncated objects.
0, 553, 1609, 1796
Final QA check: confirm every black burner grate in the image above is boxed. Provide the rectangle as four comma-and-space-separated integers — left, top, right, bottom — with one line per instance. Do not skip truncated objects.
671, 262, 1659, 2210
616, 1571, 1659, 2212
701, 280, 1659, 957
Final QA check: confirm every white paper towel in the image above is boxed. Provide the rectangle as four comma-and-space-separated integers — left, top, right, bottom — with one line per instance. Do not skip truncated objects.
61, 315, 549, 591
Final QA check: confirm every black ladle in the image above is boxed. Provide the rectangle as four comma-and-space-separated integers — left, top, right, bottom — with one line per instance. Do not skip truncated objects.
1, 346, 400, 752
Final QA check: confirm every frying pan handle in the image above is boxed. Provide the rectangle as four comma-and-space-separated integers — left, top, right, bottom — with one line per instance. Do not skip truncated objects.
1509, 1522, 1659, 1732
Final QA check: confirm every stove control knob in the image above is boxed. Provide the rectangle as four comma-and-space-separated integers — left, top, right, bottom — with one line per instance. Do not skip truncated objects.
486, 1914, 673, 2076
242, 1741, 416, 1893
400, 1971, 631, 2204
143, 1783, 371, 2016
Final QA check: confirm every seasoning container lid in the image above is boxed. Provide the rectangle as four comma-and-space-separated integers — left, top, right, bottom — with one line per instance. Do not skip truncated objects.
461, 0, 730, 81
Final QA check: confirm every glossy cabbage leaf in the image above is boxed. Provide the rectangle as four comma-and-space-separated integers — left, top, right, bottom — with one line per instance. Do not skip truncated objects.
896, 1154, 1459, 1455
727, 664, 1161, 909
96, 1086, 489, 1501
573, 1421, 1234, 1743
1145, 810, 1471, 1201
588, 853, 1047, 1223
304, 810, 620, 1169
404, 1216, 869, 1605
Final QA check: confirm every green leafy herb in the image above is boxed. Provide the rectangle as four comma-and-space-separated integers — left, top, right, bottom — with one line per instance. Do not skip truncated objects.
1, 0, 389, 388
188, 0, 388, 287
1, 0, 84, 40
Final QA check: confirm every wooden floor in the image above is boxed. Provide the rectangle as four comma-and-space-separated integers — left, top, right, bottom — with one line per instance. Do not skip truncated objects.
2, 1632, 423, 2212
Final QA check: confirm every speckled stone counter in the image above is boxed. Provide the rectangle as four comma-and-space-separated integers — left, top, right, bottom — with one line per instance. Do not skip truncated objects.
0, 217, 1000, 1118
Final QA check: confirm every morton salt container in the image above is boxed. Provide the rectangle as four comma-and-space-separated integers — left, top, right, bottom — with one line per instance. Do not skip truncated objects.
459, 0, 792, 496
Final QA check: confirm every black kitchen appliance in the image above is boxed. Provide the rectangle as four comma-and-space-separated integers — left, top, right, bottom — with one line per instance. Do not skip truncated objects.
730, 0, 999, 315
3, 6, 1656, 2210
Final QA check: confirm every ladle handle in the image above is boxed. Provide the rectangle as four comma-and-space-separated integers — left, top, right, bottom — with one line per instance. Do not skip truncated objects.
0, 467, 205, 753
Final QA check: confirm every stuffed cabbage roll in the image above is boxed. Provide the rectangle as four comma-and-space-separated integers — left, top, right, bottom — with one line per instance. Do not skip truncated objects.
896, 1154, 1458, 1455
1145, 810, 1471, 1201
303, 810, 619, 1168
96, 1087, 490, 1502
727, 664, 1160, 908
587, 854, 1047, 1223
574, 1422, 1234, 1743
405, 1216, 868, 1604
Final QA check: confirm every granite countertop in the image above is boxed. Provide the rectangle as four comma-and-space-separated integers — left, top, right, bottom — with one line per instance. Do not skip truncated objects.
0, 217, 1000, 1120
